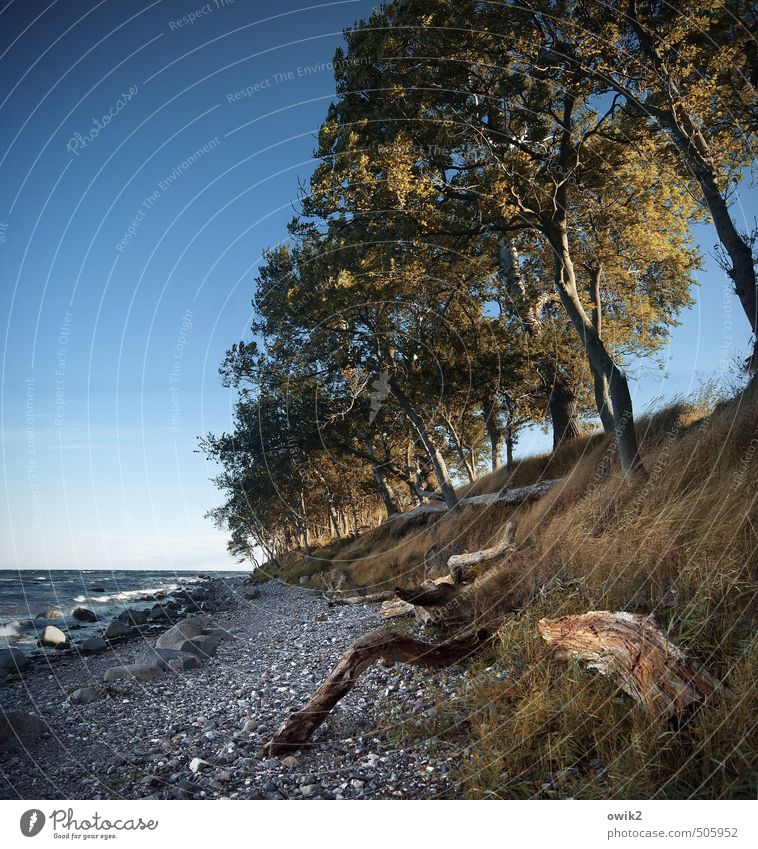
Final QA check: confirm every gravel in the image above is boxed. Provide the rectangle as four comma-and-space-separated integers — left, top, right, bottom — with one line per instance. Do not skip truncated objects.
0, 579, 466, 800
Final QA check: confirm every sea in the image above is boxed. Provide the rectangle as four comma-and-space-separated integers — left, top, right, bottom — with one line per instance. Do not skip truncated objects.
0, 569, 244, 654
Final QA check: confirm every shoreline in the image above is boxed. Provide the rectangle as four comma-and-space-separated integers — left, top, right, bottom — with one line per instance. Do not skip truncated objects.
0, 579, 462, 800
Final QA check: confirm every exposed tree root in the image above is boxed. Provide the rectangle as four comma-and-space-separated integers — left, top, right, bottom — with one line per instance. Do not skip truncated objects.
263, 628, 491, 755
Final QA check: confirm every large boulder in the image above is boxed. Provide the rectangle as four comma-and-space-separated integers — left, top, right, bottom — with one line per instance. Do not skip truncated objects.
72, 607, 97, 622
117, 608, 149, 626
147, 604, 177, 622
78, 636, 107, 653
176, 635, 221, 659
104, 620, 132, 639
69, 686, 106, 705
171, 589, 200, 606
155, 615, 210, 649
103, 664, 164, 683
38, 625, 68, 648
0, 647, 29, 677
135, 647, 201, 672
0, 710, 46, 752
201, 626, 235, 641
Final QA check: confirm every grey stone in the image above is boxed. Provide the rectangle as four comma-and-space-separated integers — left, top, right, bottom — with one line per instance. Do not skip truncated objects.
36, 609, 64, 620
0, 710, 46, 751
69, 686, 105, 705
104, 619, 132, 639
0, 647, 29, 677
201, 626, 235, 641
72, 607, 97, 622
155, 615, 210, 649
118, 608, 149, 626
147, 606, 172, 622
78, 637, 107, 653
103, 664, 164, 683
174, 640, 206, 660
189, 635, 221, 658
135, 648, 201, 671
38, 625, 68, 647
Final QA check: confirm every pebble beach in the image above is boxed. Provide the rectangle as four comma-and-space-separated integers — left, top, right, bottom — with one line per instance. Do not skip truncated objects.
1, 577, 465, 800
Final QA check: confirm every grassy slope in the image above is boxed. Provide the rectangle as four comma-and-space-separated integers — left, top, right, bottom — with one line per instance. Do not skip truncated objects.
274, 383, 758, 798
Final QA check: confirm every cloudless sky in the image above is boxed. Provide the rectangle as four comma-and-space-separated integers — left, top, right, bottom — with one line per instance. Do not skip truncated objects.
0, 0, 754, 570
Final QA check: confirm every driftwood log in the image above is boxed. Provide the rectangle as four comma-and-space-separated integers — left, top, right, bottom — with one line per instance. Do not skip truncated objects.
263, 628, 490, 755
538, 611, 723, 718
447, 519, 517, 583
327, 591, 395, 606
461, 478, 561, 507
391, 479, 562, 527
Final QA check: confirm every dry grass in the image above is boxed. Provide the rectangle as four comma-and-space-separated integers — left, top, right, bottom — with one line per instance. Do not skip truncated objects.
450, 381, 758, 799
273, 382, 757, 798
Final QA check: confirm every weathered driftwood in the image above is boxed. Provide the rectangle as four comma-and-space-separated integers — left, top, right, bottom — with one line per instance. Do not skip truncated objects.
461, 478, 561, 507
395, 502, 448, 521
392, 479, 561, 526
327, 590, 395, 606
379, 598, 415, 619
447, 519, 517, 584
263, 628, 490, 755
394, 582, 461, 607
538, 611, 722, 718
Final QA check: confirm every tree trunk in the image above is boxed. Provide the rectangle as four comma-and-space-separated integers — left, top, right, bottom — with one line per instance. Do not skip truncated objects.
482, 395, 504, 471
363, 438, 398, 518
621, 9, 758, 368
441, 411, 476, 483
371, 463, 397, 518
589, 265, 615, 434
548, 222, 646, 484
299, 492, 311, 555
393, 389, 459, 508
548, 376, 582, 448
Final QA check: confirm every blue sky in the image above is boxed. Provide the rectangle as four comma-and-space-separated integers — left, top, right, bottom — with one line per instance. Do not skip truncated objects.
0, 0, 753, 570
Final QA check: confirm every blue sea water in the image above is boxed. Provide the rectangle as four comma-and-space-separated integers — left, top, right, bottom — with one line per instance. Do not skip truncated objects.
0, 569, 240, 652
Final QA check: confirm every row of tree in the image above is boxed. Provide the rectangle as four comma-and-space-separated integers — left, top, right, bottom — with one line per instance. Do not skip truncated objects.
203, 0, 756, 564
